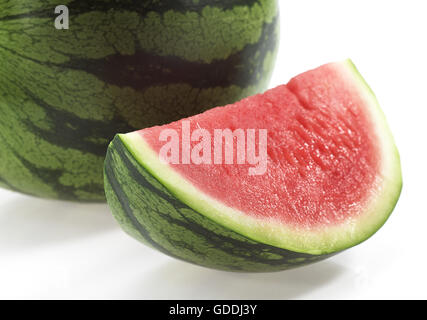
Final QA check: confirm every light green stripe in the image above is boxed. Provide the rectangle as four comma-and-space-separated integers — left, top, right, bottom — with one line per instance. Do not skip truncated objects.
0, 0, 71, 19
139, 0, 278, 62
0, 0, 278, 63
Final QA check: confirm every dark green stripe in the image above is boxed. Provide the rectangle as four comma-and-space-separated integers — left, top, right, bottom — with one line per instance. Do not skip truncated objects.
0, 129, 104, 200
62, 16, 278, 91
0, 15, 277, 91
13, 147, 104, 200
19, 85, 129, 157
0, 0, 262, 21
104, 141, 187, 261
1, 75, 126, 158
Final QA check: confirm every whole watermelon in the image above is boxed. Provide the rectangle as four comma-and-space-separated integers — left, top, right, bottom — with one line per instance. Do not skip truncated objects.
0, 0, 279, 201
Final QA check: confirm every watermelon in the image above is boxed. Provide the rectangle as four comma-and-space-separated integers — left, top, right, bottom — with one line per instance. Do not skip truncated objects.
0, 0, 279, 201
104, 60, 402, 272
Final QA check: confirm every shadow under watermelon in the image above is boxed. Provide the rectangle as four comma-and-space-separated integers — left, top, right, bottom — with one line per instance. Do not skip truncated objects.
0, 191, 117, 252
132, 258, 346, 299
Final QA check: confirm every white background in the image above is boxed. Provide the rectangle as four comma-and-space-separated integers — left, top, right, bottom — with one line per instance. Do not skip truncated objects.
0, 0, 426, 299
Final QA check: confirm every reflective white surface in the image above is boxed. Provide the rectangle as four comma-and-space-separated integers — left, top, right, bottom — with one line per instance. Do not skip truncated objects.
0, 0, 426, 299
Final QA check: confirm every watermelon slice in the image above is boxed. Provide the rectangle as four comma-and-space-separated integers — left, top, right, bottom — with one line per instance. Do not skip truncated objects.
104, 60, 402, 272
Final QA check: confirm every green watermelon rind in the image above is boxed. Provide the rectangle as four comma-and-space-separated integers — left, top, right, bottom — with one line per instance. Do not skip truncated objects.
340, 59, 403, 248
116, 59, 402, 256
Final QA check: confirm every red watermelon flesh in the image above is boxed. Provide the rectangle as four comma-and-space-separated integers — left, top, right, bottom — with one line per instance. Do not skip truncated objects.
122, 60, 401, 254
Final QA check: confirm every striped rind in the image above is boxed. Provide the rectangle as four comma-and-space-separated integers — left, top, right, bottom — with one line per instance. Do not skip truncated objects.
104, 135, 333, 272
0, 0, 279, 201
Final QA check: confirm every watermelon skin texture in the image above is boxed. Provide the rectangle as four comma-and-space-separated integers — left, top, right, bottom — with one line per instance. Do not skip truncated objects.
104, 136, 334, 272
0, 0, 279, 201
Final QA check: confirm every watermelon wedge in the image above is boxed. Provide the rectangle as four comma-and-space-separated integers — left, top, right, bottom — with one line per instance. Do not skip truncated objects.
104, 60, 402, 272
